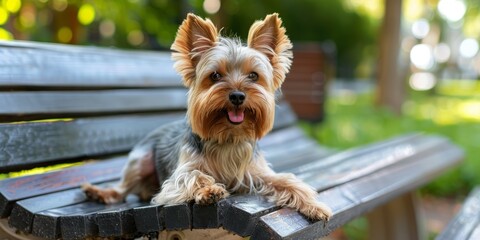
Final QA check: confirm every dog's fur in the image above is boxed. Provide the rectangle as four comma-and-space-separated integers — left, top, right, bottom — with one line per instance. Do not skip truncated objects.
82, 13, 332, 221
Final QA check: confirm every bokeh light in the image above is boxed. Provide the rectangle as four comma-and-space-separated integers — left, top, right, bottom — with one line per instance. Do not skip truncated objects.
409, 72, 437, 91
78, 4, 95, 26
52, 0, 68, 12
3, 0, 21, 13
203, 0, 221, 14
411, 19, 430, 39
57, 27, 72, 43
434, 43, 451, 63
19, 5, 36, 29
100, 20, 115, 38
410, 44, 434, 70
438, 0, 466, 22
459, 38, 479, 58
127, 30, 144, 46
0, 27, 12, 39
0, 7, 8, 25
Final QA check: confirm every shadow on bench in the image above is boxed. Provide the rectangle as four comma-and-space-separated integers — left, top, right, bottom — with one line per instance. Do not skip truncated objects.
0, 40, 464, 240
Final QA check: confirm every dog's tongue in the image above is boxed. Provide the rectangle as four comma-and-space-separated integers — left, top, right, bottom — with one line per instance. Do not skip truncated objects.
228, 109, 244, 123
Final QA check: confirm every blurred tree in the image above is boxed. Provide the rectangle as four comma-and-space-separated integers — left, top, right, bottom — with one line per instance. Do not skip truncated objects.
201, 0, 379, 79
376, 0, 403, 115
1, 0, 379, 79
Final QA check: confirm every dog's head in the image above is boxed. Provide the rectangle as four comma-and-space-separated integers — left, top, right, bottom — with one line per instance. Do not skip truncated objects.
171, 13, 292, 143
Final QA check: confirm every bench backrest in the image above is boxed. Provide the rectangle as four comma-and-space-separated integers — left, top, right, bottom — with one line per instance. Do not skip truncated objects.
0, 40, 297, 172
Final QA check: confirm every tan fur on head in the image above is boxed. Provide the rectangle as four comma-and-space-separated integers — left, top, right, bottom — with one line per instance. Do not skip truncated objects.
170, 13, 293, 143
248, 13, 293, 90
171, 13, 219, 87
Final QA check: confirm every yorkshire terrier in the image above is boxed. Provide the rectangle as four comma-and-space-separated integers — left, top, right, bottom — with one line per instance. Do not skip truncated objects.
82, 13, 332, 221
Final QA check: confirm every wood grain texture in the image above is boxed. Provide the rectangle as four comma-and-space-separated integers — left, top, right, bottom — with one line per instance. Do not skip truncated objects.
437, 187, 480, 240
221, 195, 279, 237
31, 195, 142, 239
96, 201, 147, 238
0, 113, 184, 171
163, 203, 192, 230
251, 136, 464, 239
9, 181, 117, 234
0, 89, 188, 116
133, 205, 164, 234
0, 102, 293, 171
0, 40, 182, 88
0, 157, 126, 217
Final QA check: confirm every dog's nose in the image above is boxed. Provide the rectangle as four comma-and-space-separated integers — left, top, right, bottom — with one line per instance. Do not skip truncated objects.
229, 91, 245, 106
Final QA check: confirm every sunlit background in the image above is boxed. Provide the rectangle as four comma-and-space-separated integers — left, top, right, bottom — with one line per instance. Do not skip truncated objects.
1, 0, 480, 238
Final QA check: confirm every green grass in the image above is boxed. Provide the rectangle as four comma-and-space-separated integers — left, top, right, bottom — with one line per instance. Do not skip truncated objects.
303, 89, 480, 197
302, 87, 480, 239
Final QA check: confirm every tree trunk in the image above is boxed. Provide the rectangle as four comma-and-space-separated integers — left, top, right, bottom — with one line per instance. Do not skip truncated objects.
376, 0, 404, 115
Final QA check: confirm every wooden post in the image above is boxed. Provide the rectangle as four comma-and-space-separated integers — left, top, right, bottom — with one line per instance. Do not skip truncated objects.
376, 0, 404, 115
367, 191, 426, 240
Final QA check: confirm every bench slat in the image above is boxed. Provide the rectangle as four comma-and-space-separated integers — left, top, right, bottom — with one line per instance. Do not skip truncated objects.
0, 40, 181, 88
296, 135, 448, 190
0, 102, 294, 171
133, 205, 164, 235
31, 195, 142, 239
437, 187, 480, 240
8, 181, 116, 234
96, 201, 148, 238
0, 113, 184, 171
0, 156, 126, 217
251, 138, 464, 239
0, 89, 187, 117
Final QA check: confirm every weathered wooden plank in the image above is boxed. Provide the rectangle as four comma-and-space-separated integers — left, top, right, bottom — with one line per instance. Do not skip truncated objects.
133, 205, 164, 235
31, 195, 141, 239
192, 202, 223, 229
8, 181, 117, 234
221, 195, 279, 237
291, 134, 427, 189
251, 138, 464, 239
0, 40, 182, 88
60, 213, 98, 240
436, 187, 480, 240
0, 102, 293, 171
32, 202, 109, 239
96, 201, 147, 238
163, 203, 192, 230
0, 113, 184, 171
0, 89, 188, 116
0, 157, 126, 217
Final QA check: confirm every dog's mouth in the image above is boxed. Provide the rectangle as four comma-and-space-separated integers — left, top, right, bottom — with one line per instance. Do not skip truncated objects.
226, 108, 245, 125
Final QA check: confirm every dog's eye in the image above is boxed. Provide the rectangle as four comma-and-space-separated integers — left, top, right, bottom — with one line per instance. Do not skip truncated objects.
210, 72, 222, 82
248, 72, 259, 81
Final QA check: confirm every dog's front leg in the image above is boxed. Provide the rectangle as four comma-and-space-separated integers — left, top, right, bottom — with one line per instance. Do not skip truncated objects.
151, 162, 229, 205
252, 159, 332, 221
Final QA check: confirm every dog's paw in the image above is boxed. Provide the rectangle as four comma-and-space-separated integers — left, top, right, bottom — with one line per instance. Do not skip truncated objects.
81, 183, 123, 204
194, 184, 229, 205
299, 201, 332, 222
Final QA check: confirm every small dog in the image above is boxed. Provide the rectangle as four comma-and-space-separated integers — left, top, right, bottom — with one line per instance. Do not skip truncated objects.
82, 13, 332, 221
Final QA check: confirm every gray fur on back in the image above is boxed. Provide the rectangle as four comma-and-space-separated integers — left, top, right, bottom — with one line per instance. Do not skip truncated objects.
132, 119, 201, 185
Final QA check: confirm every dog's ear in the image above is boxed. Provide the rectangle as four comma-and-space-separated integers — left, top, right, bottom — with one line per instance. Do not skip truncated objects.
171, 13, 219, 87
247, 13, 293, 90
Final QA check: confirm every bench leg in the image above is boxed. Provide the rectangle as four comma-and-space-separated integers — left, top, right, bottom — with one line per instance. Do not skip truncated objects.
158, 228, 244, 240
366, 191, 426, 240
0, 219, 43, 240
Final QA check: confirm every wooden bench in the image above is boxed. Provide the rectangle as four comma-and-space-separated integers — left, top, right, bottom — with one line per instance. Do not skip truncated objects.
0, 40, 464, 240
436, 187, 480, 239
